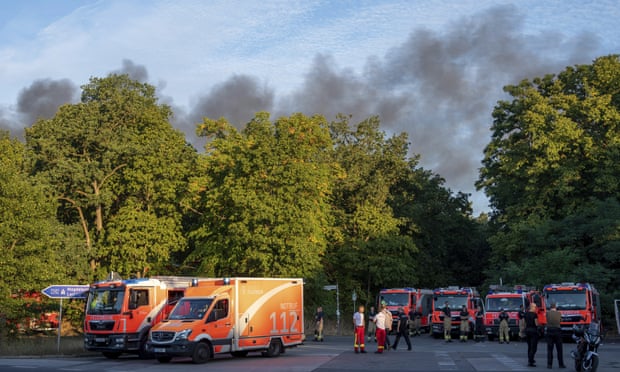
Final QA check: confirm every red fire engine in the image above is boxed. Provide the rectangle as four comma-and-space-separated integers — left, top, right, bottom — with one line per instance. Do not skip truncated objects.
378, 288, 434, 332
83, 274, 198, 358
484, 285, 546, 341
543, 282, 601, 336
430, 286, 483, 338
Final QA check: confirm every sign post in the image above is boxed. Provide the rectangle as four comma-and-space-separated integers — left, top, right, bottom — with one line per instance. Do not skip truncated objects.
323, 284, 340, 335
42, 285, 89, 353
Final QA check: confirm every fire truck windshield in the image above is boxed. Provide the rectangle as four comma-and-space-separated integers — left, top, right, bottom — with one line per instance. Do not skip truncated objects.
434, 295, 467, 309
486, 297, 523, 312
381, 293, 409, 306
86, 288, 125, 315
546, 291, 587, 310
169, 298, 213, 320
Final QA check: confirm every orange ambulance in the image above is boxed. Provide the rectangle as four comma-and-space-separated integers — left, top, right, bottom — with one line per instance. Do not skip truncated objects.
147, 277, 304, 364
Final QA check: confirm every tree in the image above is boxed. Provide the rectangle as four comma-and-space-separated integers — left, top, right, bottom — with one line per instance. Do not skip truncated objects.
187, 112, 334, 278
477, 55, 620, 321
391, 166, 489, 288
25, 75, 196, 278
0, 131, 87, 332
478, 55, 620, 222
325, 115, 417, 303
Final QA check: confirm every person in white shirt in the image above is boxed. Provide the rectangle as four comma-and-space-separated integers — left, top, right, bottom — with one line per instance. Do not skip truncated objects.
353, 305, 367, 353
374, 306, 387, 353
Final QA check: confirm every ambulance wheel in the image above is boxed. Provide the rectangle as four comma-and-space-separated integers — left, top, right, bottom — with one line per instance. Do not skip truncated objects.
102, 352, 121, 359
157, 356, 172, 363
262, 340, 282, 357
231, 351, 249, 357
192, 342, 212, 364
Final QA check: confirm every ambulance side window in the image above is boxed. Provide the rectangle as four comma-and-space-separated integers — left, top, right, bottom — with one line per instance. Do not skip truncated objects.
207, 299, 229, 322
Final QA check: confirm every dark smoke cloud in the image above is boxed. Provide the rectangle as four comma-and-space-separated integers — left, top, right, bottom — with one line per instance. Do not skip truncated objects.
276, 4, 601, 212
17, 78, 78, 126
187, 74, 274, 133
112, 59, 149, 82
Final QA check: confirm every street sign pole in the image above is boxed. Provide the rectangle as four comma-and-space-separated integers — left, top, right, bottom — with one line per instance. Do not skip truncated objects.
41, 285, 89, 354
57, 298, 62, 353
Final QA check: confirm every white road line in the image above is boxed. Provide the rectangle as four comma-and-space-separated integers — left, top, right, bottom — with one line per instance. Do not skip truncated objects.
435, 351, 457, 370
492, 353, 529, 371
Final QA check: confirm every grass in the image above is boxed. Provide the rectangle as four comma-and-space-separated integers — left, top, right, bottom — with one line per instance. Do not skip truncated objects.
0, 335, 90, 357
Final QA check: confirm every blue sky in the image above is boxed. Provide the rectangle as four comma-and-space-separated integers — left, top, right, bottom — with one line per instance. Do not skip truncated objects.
1, 0, 619, 214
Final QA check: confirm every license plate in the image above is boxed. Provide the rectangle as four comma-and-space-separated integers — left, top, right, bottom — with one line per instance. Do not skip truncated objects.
95, 338, 106, 343
153, 348, 166, 353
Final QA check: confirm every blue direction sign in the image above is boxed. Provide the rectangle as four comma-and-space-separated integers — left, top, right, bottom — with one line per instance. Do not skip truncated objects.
42, 285, 90, 299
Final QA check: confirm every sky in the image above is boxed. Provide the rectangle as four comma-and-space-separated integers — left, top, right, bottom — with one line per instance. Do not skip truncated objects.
1, 0, 619, 215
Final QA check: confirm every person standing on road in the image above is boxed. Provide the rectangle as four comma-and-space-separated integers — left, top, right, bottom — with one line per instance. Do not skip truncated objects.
409, 307, 422, 336
443, 301, 452, 342
518, 304, 526, 341
498, 308, 510, 344
353, 305, 367, 353
459, 305, 470, 342
314, 306, 324, 342
392, 307, 412, 351
374, 305, 387, 354
475, 305, 485, 342
382, 304, 393, 351
367, 306, 377, 342
524, 303, 539, 367
545, 302, 566, 369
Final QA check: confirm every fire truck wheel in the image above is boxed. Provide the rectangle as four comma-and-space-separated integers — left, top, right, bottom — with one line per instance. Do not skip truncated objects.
192, 342, 212, 364
231, 351, 249, 357
157, 356, 172, 363
262, 339, 282, 357
102, 352, 121, 359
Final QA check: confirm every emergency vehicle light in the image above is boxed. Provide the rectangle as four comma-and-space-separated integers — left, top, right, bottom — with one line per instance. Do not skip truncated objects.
191, 278, 199, 287
223, 278, 230, 285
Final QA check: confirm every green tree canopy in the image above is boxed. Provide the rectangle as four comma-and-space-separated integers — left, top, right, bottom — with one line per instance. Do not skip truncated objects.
0, 131, 87, 327
478, 55, 620, 321
25, 75, 196, 278
187, 112, 334, 277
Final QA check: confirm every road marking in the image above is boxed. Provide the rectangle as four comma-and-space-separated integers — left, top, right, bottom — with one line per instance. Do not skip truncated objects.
435, 351, 457, 370
492, 353, 528, 371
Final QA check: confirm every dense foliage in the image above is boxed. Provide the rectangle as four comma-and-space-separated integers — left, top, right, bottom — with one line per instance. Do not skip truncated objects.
478, 55, 620, 321
2, 55, 619, 335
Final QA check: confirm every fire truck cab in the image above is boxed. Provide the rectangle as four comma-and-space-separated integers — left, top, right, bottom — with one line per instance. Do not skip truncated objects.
543, 282, 601, 336
484, 285, 545, 341
84, 274, 195, 358
431, 287, 483, 338
378, 288, 433, 333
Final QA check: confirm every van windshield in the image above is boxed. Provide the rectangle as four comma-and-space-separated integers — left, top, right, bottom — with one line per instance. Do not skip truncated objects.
169, 298, 213, 320
381, 293, 409, 306
546, 291, 587, 310
87, 289, 125, 315
434, 295, 468, 310
486, 297, 523, 312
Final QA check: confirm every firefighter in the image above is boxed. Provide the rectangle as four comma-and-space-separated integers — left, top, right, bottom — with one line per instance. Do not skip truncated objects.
353, 305, 366, 353
459, 305, 469, 342
409, 307, 422, 336
382, 303, 393, 350
443, 301, 452, 342
392, 307, 412, 351
498, 308, 510, 344
367, 306, 377, 342
545, 302, 565, 368
524, 303, 539, 367
518, 304, 525, 341
314, 306, 324, 342
474, 305, 485, 342
374, 305, 387, 353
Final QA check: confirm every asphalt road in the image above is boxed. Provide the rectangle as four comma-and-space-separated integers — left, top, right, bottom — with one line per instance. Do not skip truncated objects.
1, 334, 618, 371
